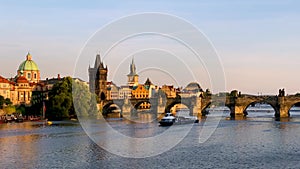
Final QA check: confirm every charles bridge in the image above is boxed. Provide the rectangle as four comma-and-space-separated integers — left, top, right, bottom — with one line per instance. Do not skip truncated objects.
100, 90, 300, 119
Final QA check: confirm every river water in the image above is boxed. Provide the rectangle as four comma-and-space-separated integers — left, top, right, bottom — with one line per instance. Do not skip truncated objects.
1, 106, 300, 168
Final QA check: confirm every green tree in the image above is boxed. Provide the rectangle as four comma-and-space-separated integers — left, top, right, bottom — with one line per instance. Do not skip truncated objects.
73, 80, 98, 118
47, 76, 99, 120
16, 104, 26, 115
30, 91, 46, 116
0, 95, 4, 109
4, 98, 12, 105
0, 96, 13, 109
3, 105, 16, 114
47, 77, 74, 120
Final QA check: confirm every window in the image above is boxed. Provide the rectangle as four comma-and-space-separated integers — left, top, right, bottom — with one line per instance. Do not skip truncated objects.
28, 73, 31, 79
34, 73, 37, 79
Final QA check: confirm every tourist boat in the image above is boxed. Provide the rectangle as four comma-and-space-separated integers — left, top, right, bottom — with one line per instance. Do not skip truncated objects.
159, 113, 176, 126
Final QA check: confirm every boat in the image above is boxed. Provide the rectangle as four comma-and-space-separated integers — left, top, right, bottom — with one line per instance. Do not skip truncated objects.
159, 113, 176, 126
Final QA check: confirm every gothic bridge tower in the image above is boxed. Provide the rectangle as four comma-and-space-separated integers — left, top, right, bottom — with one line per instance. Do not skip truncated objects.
89, 54, 108, 101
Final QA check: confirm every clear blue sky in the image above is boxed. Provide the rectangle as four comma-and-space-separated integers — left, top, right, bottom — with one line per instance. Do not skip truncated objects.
1, 0, 300, 94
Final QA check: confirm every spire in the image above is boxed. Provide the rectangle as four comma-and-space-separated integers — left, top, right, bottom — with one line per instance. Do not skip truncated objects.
94, 54, 101, 68
132, 57, 134, 65
129, 57, 137, 75
26, 52, 32, 61
94, 53, 106, 69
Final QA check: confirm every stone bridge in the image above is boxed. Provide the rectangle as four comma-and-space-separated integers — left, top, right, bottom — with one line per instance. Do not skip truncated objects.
100, 93, 300, 119
227, 94, 300, 118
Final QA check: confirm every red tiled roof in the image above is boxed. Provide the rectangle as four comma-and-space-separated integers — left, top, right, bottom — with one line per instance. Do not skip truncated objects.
0, 75, 10, 83
16, 76, 29, 83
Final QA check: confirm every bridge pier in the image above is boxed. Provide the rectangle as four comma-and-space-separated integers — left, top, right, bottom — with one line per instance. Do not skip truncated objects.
228, 106, 246, 119
121, 98, 132, 119
191, 97, 202, 117
278, 97, 290, 118
233, 105, 246, 117
156, 106, 165, 119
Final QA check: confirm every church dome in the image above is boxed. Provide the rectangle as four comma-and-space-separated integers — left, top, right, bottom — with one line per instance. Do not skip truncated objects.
18, 53, 39, 71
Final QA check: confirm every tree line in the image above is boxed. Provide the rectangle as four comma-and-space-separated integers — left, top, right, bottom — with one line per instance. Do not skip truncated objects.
31, 76, 98, 120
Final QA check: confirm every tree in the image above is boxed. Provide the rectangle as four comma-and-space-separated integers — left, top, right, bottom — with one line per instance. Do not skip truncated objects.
0, 96, 12, 109
4, 98, 12, 105
3, 105, 16, 114
16, 104, 26, 114
47, 77, 74, 120
73, 80, 98, 118
0, 95, 4, 109
47, 77, 98, 120
30, 91, 44, 116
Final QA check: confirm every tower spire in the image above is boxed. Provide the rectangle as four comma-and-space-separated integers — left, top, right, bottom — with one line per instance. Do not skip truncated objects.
127, 57, 139, 86
94, 53, 101, 68
130, 57, 137, 75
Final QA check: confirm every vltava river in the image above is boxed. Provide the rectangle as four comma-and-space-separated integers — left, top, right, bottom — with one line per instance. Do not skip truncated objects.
1, 108, 300, 168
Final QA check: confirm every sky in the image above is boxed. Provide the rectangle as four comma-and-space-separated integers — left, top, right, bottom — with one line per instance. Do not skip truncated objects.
0, 0, 300, 95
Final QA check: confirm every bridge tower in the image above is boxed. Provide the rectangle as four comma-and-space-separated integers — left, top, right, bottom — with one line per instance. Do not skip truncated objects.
89, 54, 108, 101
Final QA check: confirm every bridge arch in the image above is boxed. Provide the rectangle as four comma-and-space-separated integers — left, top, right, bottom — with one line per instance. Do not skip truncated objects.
102, 102, 123, 117
287, 101, 300, 117
244, 101, 279, 117
165, 100, 192, 115
133, 100, 151, 110
201, 101, 231, 116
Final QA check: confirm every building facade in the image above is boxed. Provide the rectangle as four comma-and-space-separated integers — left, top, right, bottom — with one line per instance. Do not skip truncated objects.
0, 53, 42, 105
160, 85, 177, 98
0, 76, 12, 99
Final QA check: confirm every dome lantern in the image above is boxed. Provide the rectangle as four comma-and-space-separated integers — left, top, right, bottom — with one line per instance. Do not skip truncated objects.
26, 52, 32, 61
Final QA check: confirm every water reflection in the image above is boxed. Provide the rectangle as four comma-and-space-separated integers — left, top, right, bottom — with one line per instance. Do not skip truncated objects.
2, 107, 300, 168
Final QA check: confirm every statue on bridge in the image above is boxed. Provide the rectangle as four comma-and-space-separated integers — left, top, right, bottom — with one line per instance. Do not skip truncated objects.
279, 88, 285, 97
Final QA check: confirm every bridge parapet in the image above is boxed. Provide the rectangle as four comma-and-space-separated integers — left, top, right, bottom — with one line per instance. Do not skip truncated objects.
99, 94, 300, 120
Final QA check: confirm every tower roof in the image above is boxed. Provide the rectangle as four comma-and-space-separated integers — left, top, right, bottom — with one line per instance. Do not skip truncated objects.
94, 54, 106, 70
128, 57, 138, 76
94, 54, 101, 68
18, 52, 39, 71
144, 78, 153, 86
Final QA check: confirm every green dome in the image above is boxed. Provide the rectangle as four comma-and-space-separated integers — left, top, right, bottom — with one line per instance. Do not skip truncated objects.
18, 60, 39, 71
18, 53, 39, 71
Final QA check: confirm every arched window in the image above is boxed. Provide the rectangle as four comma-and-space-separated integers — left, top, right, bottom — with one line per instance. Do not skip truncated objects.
34, 73, 37, 79
27, 73, 31, 79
